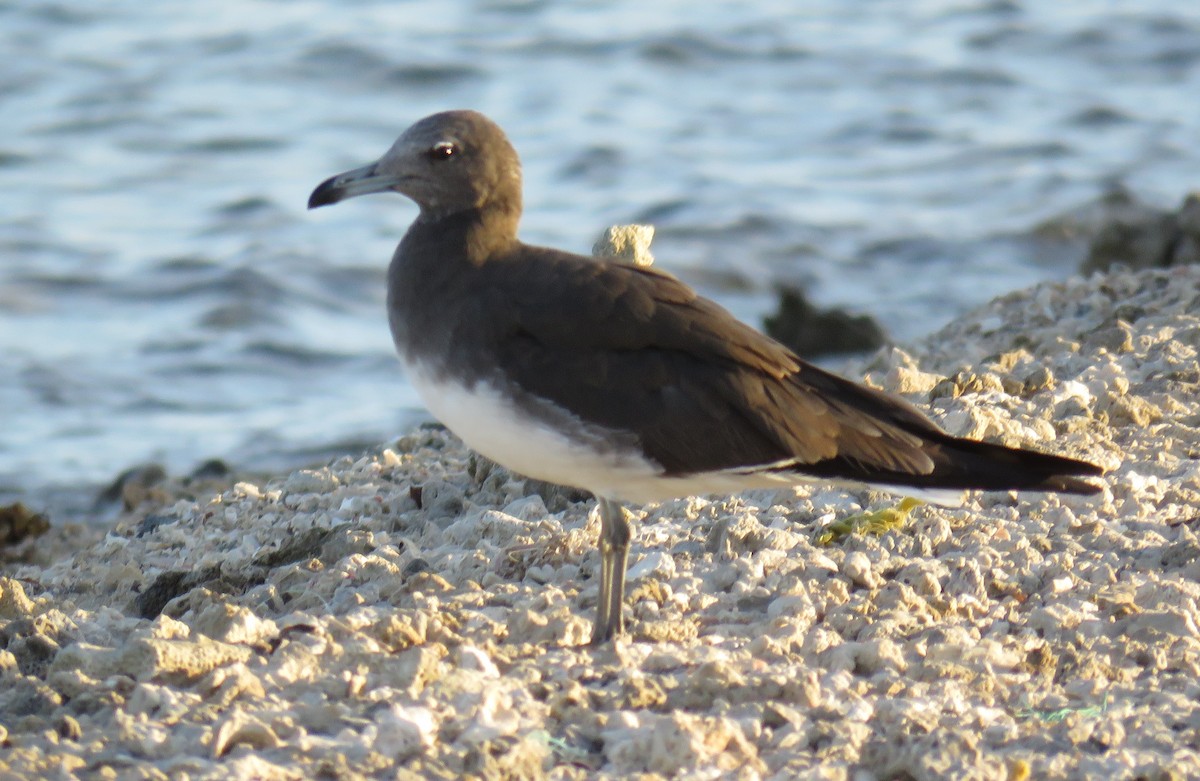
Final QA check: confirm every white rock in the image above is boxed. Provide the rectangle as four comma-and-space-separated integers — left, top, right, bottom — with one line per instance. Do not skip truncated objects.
593, 224, 656, 266
627, 550, 676, 581
193, 603, 279, 647
501, 494, 547, 520
372, 703, 436, 759
842, 551, 877, 588
456, 645, 500, 678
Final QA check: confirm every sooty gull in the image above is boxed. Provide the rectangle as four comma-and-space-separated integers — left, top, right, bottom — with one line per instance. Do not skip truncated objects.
308, 110, 1104, 644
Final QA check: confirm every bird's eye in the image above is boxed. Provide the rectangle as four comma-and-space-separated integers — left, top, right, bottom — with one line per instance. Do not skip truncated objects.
427, 142, 458, 161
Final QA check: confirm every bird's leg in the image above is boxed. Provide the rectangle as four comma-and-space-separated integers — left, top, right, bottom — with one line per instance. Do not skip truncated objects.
590, 497, 631, 644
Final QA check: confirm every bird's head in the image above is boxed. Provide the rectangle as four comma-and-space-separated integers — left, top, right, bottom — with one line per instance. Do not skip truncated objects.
308, 109, 522, 221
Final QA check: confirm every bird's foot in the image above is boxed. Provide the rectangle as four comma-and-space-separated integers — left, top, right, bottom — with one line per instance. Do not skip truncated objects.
587, 622, 625, 647
588, 596, 626, 646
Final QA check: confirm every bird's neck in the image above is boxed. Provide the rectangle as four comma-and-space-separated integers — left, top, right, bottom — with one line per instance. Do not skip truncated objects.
408, 204, 520, 266
387, 203, 520, 369
389, 204, 521, 321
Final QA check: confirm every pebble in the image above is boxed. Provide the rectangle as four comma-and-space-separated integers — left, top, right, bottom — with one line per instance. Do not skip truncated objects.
593, 224, 656, 267
455, 645, 500, 678
626, 550, 676, 582
841, 551, 878, 589
371, 703, 437, 760
211, 712, 280, 757
0, 577, 36, 618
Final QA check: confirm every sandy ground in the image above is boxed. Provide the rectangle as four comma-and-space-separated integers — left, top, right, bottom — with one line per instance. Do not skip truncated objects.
2, 265, 1200, 780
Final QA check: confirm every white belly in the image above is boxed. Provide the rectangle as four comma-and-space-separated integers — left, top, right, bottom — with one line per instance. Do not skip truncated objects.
405, 361, 665, 501
402, 361, 966, 508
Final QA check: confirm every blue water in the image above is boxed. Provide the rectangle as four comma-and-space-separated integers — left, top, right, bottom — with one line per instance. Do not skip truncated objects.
2, 0, 1198, 519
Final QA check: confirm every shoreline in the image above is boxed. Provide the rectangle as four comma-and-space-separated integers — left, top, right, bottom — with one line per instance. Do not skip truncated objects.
3, 265, 1199, 778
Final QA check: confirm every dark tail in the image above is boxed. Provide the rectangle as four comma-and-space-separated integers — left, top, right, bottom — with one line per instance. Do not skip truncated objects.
916, 437, 1104, 494
791, 361, 1105, 495
800, 435, 1105, 494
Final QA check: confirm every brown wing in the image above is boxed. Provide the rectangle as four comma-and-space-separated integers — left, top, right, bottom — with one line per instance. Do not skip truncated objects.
489, 245, 943, 478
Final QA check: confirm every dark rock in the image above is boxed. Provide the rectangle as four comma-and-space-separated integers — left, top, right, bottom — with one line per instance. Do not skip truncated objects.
7, 634, 60, 678
415, 481, 465, 522
137, 522, 368, 619
0, 677, 61, 720
470, 453, 590, 512
136, 570, 191, 619
189, 459, 232, 481
1040, 186, 1160, 241
402, 558, 431, 577
0, 503, 50, 548
1080, 188, 1200, 274
135, 514, 178, 538
1175, 193, 1200, 266
252, 526, 338, 568
94, 458, 244, 519
93, 463, 169, 513
56, 714, 83, 741
136, 564, 263, 620
1083, 211, 1177, 273
763, 286, 887, 357
522, 479, 591, 513
1022, 366, 1056, 395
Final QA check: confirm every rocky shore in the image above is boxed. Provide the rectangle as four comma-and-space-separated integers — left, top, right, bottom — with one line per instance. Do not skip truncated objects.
2, 264, 1199, 779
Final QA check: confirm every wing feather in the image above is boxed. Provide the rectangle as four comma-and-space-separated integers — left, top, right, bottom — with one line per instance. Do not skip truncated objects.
492, 247, 939, 479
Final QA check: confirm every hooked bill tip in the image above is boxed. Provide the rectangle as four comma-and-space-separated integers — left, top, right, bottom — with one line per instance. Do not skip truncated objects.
307, 176, 343, 210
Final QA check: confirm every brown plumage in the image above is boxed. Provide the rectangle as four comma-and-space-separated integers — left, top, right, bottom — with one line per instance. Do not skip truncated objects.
309, 110, 1104, 643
